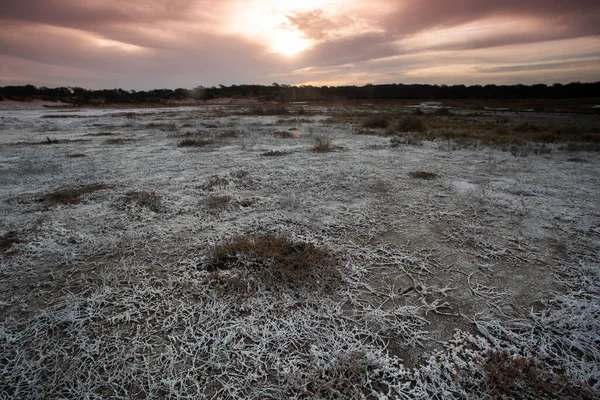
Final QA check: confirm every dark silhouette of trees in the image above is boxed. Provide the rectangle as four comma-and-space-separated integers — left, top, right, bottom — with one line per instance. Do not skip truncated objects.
1, 81, 598, 104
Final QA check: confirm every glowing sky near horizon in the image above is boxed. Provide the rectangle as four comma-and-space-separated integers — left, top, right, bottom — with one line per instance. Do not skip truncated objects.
0, 0, 598, 89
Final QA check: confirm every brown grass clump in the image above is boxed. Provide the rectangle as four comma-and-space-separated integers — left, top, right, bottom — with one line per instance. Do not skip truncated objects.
0, 231, 21, 257
481, 350, 596, 399
43, 184, 109, 206
206, 195, 232, 210
313, 135, 332, 152
208, 234, 339, 292
274, 131, 295, 138
178, 138, 214, 147
387, 116, 426, 135
122, 190, 162, 212
409, 171, 438, 180
262, 150, 288, 157
362, 115, 391, 129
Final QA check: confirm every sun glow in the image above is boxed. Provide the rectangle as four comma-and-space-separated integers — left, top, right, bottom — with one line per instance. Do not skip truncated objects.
271, 29, 311, 56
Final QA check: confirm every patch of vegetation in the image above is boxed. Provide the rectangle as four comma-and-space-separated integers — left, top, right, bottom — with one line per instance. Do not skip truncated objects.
274, 130, 295, 138
207, 234, 339, 292
409, 171, 438, 180
262, 150, 288, 157
206, 195, 232, 210
202, 175, 229, 190
386, 116, 426, 135
0, 231, 21, 257
390, 135, 422, 147
178, 138, 214, 147
122, 190, 162, 212
480, 350, 595, 400
313, 135, 332, 152
362, 115, 391, 129
66, 153, 87, 158
567, 157, 587, 162
84, 132, 118, 137
42, 184, 109, 206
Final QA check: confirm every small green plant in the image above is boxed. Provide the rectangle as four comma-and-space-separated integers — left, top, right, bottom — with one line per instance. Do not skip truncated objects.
409, 171, 438, 180
313, 135, 332, 152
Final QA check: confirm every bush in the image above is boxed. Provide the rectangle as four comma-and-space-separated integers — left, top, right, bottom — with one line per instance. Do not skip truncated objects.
206, 195, 231, 210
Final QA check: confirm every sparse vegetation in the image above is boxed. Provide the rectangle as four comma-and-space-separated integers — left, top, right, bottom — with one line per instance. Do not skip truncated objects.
66, 153, 87, 158
42, 184, 109, 206
409, 171, 438, 180
313, 135, 332, 152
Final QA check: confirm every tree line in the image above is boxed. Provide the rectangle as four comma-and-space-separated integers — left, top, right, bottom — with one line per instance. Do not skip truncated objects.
1, 82, 598, 104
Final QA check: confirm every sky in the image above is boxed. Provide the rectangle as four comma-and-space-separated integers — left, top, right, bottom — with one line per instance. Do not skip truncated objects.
1, 0, 599, 90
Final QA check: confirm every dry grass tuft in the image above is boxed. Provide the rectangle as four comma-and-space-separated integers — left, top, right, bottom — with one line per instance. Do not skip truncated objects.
43, 184, 109, 206
203, 175, 229, 190
122, 190, 162, 212
262, 150, 288, 157
409, 171, 438, 180
66, 153, 87, 158
206, 195, 232, 210
362, 115, 391, 129
274, 131, 295, 138
0, 231, 21, 256
481, 350, 595, 399
313, 135, 333, 152
208, 234, 339, 292
387, 116, 426, 135
178, 138, 214, 147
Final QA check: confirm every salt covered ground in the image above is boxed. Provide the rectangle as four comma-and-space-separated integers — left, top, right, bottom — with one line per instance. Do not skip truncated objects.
1, 104, 599, 398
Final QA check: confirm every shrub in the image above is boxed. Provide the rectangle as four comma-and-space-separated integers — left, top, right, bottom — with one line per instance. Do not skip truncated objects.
362, 115, 391, 129
387, 116, 426, 134
409, 171, 438, 180
313, 135, 332, 152
207, 234, 339, 292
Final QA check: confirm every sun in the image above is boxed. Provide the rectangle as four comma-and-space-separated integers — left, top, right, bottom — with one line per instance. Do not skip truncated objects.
271, 29, 311, 56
